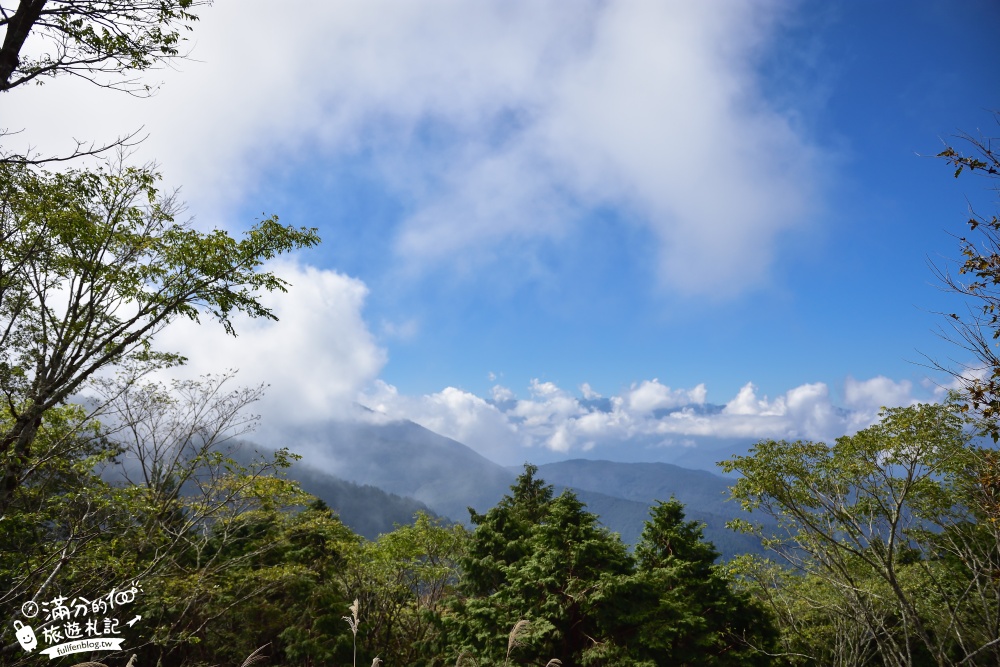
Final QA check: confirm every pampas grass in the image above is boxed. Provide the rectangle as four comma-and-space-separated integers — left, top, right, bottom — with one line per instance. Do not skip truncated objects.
69, 656, 137, 667
343, 598, 361, 667
238, 645, 270, 667
334, 593, 563, 667
504, 620, 530, 667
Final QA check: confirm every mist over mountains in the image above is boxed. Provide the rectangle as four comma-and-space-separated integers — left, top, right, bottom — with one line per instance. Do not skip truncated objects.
534, 459, 766, 556
260, 417, 768, 558
286, 419, 517, 520
288, 464, 438, 540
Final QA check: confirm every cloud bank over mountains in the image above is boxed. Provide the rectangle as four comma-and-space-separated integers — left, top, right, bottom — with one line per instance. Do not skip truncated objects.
359, 375, 930, 465
154, 261, 936, 466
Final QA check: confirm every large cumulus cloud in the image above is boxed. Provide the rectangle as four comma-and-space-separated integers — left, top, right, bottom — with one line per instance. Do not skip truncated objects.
154, 260, 387, 440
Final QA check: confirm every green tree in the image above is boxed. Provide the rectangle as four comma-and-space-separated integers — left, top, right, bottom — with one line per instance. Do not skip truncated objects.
0, 160, 319, 516
447, 466, 631, 666
722, 402, 1000, 667
345, 512, 467, 666
140, 496, 358, 667
461, 462, 554, 599
731, 558, 888, 667
445, 467, 769, 667
506, 491, 632, 664
0, 0, 210, 164
604, 499, 777, 667
0, 371, 336, 666
0, 402, 128, 611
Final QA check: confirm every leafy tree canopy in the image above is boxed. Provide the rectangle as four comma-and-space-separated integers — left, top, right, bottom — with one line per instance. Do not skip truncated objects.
0, 159, 319, 516
447, 466, 774, 667
723, 402, 1000, 666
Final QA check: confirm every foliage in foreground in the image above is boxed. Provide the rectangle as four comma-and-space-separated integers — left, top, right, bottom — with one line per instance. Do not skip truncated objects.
444, 465, 777, 667
723, 401, 1000, 667
0, 399, 778, 667
0, 159, 319, 520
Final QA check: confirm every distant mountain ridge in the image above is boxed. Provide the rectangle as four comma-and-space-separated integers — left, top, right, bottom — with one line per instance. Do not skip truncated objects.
535, 459, 739, 516
261, 419, 767, 558
536, 460, 767, 556
227, 442, 438, 540
308, 419, 517, 521
290, 463, 439, 540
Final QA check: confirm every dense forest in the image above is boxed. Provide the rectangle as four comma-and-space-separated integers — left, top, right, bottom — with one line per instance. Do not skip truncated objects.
2, 2, 1000, 666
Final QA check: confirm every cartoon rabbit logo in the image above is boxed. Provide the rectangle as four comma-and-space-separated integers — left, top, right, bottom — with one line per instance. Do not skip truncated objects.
13, 620, 37, 652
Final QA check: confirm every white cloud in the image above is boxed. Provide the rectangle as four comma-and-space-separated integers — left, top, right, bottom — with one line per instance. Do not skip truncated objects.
533, 0, 817, 295
6, 0, 820, 297
387, 0, 819, 295
528, 379, 564, 399
843, 375, 918, 429
627, 379, 707, 413
784, 382, 840, 439
361, 381, 523, 462
491, 385, 515, 402
154, 260, 386, 438
360, 375, 930, 464
500, 380, 591, 454
724, 382, 782, 416
845, 375, 915, 411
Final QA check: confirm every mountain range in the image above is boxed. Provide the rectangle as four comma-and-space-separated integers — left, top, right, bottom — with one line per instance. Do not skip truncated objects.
261, 418, 769, 558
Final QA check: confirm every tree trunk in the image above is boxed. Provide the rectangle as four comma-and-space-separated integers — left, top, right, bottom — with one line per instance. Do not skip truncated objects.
0, 0, 47, 91
0, 407, 43, 515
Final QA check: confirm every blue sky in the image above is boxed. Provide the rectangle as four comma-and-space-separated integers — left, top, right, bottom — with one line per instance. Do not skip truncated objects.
8, 0, 1000, 465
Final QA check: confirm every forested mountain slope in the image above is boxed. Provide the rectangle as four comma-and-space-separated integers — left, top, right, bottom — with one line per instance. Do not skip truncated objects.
264, 421, 765, 557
